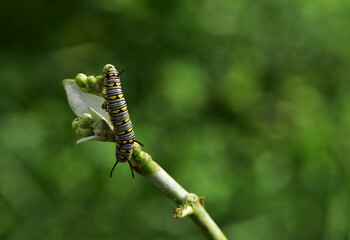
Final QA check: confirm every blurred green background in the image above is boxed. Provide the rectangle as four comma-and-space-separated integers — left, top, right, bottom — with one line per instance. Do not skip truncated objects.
1, 0, 349, 239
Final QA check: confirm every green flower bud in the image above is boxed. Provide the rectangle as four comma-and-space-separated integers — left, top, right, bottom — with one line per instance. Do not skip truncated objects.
103, 64, 114, 73
78, 113, 93, 128
96, 75, 105, 85
75, 73, 87, 88
72, 118, 79, 131
86, 76, 97, 88
77, 127, 94, 137
92, 119, 109, 136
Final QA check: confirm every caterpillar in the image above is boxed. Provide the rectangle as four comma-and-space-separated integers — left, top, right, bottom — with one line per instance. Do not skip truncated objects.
104, 64, 143, 178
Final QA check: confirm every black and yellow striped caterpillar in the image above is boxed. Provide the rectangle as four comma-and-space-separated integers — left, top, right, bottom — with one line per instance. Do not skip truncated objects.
104, 64, 143, 178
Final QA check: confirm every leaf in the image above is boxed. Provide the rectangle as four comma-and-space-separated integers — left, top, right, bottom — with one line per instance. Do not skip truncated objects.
63, 79, 110, 122
88, 106, 114, 133
76, 135, 106, 145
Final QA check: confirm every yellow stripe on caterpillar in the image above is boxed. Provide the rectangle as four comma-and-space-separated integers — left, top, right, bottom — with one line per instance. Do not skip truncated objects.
111, 109, 120, 114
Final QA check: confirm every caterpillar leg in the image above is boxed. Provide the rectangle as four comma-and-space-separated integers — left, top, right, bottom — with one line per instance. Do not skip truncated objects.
135, 140, 144, 147
128, 160, 135, 178
110, 160, 119, 178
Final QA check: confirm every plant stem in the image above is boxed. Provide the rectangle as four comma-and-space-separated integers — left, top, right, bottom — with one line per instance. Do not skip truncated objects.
132, 143, 227, 240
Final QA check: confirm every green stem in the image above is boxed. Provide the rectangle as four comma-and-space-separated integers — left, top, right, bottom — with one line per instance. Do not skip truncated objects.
132, 143, 227, 240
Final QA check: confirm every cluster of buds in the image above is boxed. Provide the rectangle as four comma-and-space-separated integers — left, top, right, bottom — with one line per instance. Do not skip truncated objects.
75, 73, 105, 97
72, 113, 94, 137
64, 64, 116, 144
72, 107, 115, 144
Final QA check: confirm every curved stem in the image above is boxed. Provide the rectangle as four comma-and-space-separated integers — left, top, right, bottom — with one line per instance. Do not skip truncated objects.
132, 143, 227, 240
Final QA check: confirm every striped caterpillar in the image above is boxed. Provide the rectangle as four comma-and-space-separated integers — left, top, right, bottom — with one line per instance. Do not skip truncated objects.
104, 64, 143, 178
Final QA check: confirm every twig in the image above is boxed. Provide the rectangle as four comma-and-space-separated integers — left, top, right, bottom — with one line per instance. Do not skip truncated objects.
132, 143, 227, 240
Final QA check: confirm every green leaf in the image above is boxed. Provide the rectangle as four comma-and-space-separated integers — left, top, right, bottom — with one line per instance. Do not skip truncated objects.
63, 79, 110, 122
76, 135, 106, 145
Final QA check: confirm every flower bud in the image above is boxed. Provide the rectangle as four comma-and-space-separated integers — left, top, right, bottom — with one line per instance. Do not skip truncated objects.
103, 64, 113, 73
86, 76, 97, 88
78, 113, 93, 128
92, 119, 109, 136
75, 73, 87, 88
72, 118, 79, 131
96, 75, 105, 85
77, 127, 94, 137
